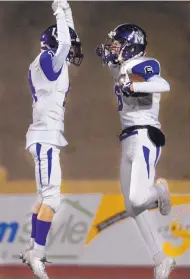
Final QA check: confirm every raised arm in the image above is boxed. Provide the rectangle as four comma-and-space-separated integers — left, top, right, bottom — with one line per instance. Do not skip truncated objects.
51, 0, 72, 72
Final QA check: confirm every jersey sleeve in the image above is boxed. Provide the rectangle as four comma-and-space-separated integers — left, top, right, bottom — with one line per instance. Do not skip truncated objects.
133, 75, 170, 93
64, 5, 74, 29
132, 59, 160, 81
39, 49, 62, 81
52, 8, 71, 73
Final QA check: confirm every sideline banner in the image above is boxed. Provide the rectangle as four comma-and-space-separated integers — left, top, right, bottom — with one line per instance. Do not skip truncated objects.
0, 194, 101, 264
0, 194, 189, 266
82, 195, 190, 266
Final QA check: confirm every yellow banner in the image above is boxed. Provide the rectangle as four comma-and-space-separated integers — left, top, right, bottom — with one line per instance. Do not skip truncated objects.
86, 194, 190, 258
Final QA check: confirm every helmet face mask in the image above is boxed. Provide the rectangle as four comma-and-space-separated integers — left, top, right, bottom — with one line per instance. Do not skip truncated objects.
40, 24, 84, 66
105, 39, 121, 56
102, 24, 147, 64
67, 41, 84, 66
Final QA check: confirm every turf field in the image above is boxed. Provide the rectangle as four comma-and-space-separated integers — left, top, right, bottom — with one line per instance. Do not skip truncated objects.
0, 266, 189, 279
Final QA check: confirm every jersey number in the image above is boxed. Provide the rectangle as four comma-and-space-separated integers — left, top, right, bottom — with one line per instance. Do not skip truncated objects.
115, 85, 123, 111
28, 70, 37, 103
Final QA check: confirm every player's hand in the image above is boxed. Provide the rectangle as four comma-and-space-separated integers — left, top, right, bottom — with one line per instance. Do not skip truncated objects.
60, 0, 70, 10
118, 74, 130, 86
52, 0, 69, 15
118, 74, 134, 97
121, 81, 134, 97
96, 44, 118, 65
52, 0, 60, 15
96, 44, 104, 57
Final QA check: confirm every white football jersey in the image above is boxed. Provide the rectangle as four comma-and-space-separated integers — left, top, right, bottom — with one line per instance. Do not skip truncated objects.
26, 53, 69, 149
108, 56, 170, 130
26, 7, 73, 149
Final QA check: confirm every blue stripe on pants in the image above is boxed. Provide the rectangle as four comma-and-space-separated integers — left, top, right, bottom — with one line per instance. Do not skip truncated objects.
120, 131, 138, 142
143, 146, 150, 178
36, 143, 42, 185
47, 148, 53, 184
154, 146, 160, 167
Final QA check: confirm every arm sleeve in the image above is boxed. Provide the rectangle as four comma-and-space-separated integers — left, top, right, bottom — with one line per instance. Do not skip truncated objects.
64, 6, 74, 29
52, 7, 71, 72
131, 59, 170, 93
133, 75, 170, 93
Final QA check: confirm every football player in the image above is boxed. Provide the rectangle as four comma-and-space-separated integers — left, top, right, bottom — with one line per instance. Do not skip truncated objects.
20, 0, 83, 278
96, 24, 176, 279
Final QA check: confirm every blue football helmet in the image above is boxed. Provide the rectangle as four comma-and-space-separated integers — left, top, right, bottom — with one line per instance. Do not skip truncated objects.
40, 24, 84, 66
96, 24, 147, 64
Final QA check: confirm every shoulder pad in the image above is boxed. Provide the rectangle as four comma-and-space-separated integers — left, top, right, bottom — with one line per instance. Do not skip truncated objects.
132, 58, 160, 81
39, 49, 62, 81
47, 49, 57, 57
42, 49, 56, 58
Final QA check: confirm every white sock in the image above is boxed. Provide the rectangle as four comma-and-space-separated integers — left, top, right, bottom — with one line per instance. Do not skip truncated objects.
134, 210, 165, 262
34, 242, 46, 259
138, 186, 163, 213
25, 238, 34, 252
146, 186, 161, 205
29, 238, 35, 248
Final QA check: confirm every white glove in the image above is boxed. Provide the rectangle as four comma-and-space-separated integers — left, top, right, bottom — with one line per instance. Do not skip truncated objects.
52, 0, 69, 15
60, 0, 70, 10
52, 0, 61, 15
118, 74, 130, 87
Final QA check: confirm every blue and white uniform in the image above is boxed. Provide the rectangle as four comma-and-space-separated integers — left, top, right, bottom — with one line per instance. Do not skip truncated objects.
26, 7, 73, 149
108, 55, 170, 213
26, 5, 74, 210
108, 55, 171, 260
109, 56, 170, 129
